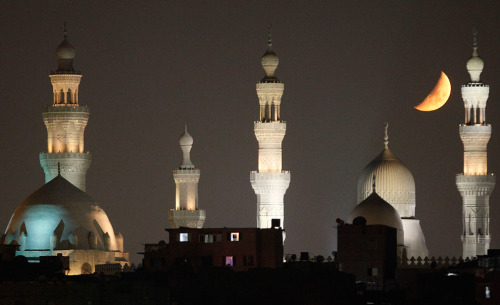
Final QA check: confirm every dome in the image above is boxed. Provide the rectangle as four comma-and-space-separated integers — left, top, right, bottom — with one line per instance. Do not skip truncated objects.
466, 51, 484, 82
179, 128, 193, 146
357, 148, 416, 218
3, 175, 118, 254
56, 38, 76, 60
349, 192, 404, 245
261, 50, 279, 77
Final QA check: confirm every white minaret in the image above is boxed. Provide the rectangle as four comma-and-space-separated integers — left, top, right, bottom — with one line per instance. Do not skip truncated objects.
456, 31, 495, 258
169, 126, 205, 228
40, 24, 91, 191
250, 30, 291, 233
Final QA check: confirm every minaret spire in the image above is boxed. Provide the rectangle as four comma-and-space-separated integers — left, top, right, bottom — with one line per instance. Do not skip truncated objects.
472, 28, 478, 56
267, 24, 273, 50
456, 32, 495, 258
251, 29, 290, 238
384, 122, 389, 149
169, 126, 205, 229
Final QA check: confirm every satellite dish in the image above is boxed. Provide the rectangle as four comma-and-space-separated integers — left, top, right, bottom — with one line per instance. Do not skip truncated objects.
353, 216, 367, 226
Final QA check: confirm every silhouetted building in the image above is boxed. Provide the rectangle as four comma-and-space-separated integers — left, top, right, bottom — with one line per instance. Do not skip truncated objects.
142, 227, 283, 272
337, 223, 397, 285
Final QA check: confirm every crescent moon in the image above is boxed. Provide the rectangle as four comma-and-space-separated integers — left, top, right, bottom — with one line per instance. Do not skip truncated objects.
414, 71, 451, 111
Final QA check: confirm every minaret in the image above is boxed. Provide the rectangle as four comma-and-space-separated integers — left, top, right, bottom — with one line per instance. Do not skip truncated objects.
456, 31, 495, 258
169, 126, 205, 228
250, 30, 291, 233
39, 24, 91, 191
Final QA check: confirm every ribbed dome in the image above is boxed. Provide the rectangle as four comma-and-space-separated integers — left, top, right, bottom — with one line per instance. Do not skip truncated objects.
56, 38, 76, 60
349, 192, 404, 244
357, 148, 416, 218
3, 175, 118, 253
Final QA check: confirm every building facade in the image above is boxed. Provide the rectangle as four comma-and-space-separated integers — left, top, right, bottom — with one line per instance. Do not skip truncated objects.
142, 227, 283, 272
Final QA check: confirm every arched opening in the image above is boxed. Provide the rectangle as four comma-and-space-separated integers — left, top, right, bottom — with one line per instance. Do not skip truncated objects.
59, 90, 64, 104
67, 89, 73, 104
81, 262, 92, 275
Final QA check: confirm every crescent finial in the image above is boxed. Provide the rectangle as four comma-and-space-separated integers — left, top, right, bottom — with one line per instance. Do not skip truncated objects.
267, 23, 273, 49
384, 122, 389, 149
472, 28, 478, 56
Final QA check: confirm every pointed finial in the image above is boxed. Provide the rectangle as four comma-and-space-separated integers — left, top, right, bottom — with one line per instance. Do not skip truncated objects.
63, 21, 68, 38
372, 175, 376, 193
384, 122, 389, 149
472, 28, 478, 56
184, 123, 188, 133
267, 24, 273, 49
57, 162, 61, 175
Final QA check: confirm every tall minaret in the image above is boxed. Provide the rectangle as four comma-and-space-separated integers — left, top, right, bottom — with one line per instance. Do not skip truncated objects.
456, 31, 495, 258
39, 24, 91, 191
169, 126, 205, 228
250, 30, 291, 233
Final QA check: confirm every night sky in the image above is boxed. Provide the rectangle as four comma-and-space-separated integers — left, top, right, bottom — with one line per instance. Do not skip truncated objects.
0, 1, 499, 264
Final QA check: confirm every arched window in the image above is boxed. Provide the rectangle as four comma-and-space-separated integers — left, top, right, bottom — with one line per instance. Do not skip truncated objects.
81, 262, 92, 274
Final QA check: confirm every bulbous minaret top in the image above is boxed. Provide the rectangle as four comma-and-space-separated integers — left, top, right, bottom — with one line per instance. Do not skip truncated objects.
55, 22, 77, 74
261, 28, 280, 82
466, 30, 484, 83
179, 125, 194, 169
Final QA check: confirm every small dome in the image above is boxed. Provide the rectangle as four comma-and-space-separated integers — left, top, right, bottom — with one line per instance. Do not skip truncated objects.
179, 129, 193, 146
357, 148, 416, 217
349, 192, 404, 244
56, 38, 76, 60
261, 50, 279, 77
466, 52, 484, 82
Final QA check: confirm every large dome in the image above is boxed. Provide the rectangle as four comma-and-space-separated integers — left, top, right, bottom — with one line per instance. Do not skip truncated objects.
349, 192, 404, 245
357, 147, 416, 218
3, 175, 119, 255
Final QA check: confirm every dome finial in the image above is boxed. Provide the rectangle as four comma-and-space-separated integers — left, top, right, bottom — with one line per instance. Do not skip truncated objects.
57, 162, 61, 175
63, 21, 68, 38
372, 175, 376, 193
384, 122, 389, 149
267, 24, 273, 49
472, 28, 478, 56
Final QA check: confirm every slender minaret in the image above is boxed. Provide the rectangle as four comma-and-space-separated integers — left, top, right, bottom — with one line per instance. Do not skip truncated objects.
169, 126, 205, 228
250, 30, 291, 234
40, 24, 91, 191
456, 30, 495, 258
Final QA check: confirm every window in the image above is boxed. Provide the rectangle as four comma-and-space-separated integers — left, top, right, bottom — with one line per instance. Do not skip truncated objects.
243, 256, 254, 266
215, 234, 222, 242
179, 233, 188, 242
485, 286, 491, 299
230, 232, 239, 241
225, 256, 234, 267
200, 234, 214, 243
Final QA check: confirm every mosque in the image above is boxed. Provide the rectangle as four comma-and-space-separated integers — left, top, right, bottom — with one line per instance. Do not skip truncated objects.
345, 32, 494, 261
0, 27, 129, 275
0, 24, 494, 277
